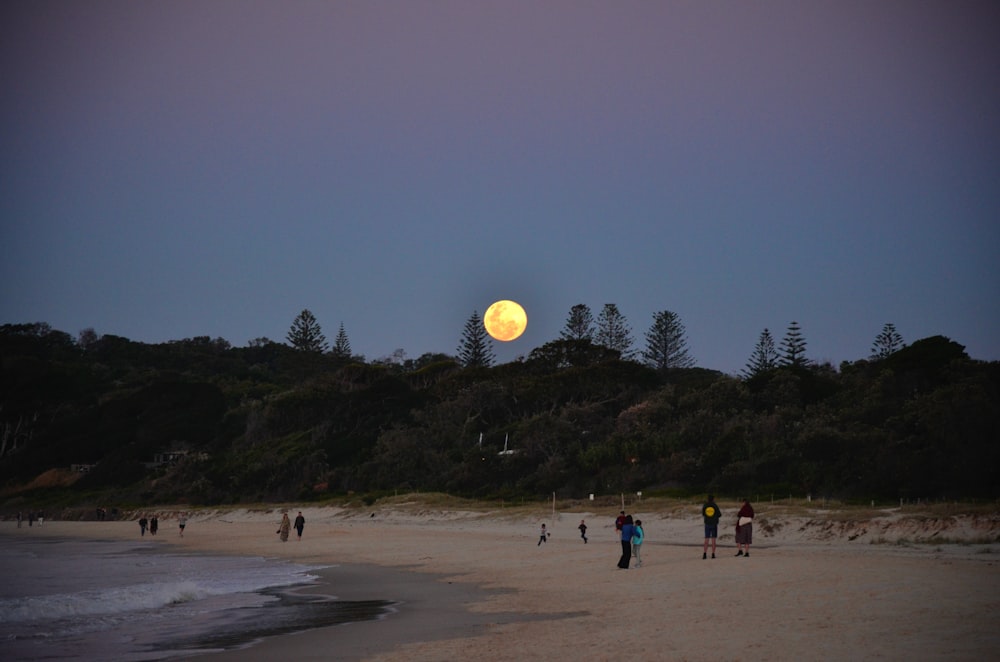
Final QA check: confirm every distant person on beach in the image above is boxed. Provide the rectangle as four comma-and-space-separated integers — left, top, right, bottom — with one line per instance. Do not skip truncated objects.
632, 519, 645, 567
16, 511, 22, 528
702, 495, 721, 559
38, 511, 44, 526
150, 516, 158, 535
294, 512, 305, 539
538, 523, 548, 545
139, 516, 148, 536
579, 519, 588, 543
277, 513, 291, 542
735, 499, 754, 557
617, 515, 635, 568
178, 515, 187, 537
28, 512, 35, 527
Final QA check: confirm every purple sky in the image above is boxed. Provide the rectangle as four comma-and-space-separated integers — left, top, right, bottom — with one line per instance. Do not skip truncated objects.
2, 1, 998, 374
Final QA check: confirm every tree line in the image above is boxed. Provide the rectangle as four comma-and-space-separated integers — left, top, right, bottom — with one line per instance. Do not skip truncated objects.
291, 304, 904, 377
0, 317, 996, 507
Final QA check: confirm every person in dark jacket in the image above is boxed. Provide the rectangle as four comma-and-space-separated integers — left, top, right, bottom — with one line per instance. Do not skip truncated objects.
617, 515, 635, 569
294, 512, 305, 539
701, 495, 721, 559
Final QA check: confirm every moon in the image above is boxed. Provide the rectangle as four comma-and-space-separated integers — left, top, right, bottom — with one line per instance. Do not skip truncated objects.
484, 300, 528, 341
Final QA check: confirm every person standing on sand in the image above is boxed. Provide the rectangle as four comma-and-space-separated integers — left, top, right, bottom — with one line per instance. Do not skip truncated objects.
294, 512, 305, 540
579, 519, 588, 543
277, 512, 291, 542
735, 499, 754, 557
632, 519, 645, 567
150, 516, 158, 535
617, 515, 635, 568
139, 516, 148, 536
178, 514, 187, 537
702, 494, 721, 559
538, 523, 549, 545
16, 511, 22, 528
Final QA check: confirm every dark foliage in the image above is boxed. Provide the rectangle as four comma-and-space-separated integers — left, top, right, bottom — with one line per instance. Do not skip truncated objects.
1, 324, 997, 506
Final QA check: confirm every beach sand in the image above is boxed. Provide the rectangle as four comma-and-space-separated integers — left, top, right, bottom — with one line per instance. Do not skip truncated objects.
14, 501, 1000, 661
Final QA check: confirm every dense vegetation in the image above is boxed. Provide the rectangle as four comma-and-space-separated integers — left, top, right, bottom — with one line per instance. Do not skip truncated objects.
1, 323, 997, 507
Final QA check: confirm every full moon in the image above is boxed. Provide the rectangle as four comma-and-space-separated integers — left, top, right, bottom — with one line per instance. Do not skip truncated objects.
484, 300, 528, 341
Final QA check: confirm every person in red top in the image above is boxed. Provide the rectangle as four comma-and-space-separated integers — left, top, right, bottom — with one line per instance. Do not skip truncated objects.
614, 511, 626, 534
735, 499, 755, 557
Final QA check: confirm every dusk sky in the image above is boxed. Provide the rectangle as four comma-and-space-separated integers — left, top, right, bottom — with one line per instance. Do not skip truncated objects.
3, 1, 998, 374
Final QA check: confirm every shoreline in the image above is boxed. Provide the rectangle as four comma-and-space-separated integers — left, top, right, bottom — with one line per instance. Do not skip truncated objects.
204, 563, 565, 662
4, 505, 999, 660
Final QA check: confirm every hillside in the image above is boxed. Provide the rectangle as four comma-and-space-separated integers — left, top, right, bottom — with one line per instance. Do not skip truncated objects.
2, 324, 998, 508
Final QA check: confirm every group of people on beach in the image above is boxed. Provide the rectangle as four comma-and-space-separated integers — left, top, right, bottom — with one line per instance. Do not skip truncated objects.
701, 495, 754, 559
129, 514, 185, 537
126, 511, 306, 541
137, 515, 159, 536
539, 512, 646, 568
276, 511, 306, 541
614, 511, 645, 569
15, 511, 44, 527
536, 495, 754, 569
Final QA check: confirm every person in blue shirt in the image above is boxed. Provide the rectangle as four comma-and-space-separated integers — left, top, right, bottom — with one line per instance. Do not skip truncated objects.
617, 515, 635, 569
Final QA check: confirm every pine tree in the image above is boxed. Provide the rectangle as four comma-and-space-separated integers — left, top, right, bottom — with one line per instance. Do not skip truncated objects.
642, 310, 694, 371
595, 303, 634, 359
742, 328, 778, 378
332, 322, 352, 360
560, 304, 595, 341
870, 323, 904, 360
77, 327, 99, 350
779, 321, 808, 367
457, 311, 495, 368
286, 309, 328, 353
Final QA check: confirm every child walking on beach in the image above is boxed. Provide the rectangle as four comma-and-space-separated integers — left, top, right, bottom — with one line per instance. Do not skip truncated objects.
538, 523, 549, 545
632, 519, 645, 567
579, 519, 588, 543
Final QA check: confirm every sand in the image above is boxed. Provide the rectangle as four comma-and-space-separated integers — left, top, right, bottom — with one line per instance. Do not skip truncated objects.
12, 500, 1000, 661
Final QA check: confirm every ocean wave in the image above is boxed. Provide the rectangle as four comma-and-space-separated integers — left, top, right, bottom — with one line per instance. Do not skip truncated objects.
0, 563, 318, 625
0, 581, 216, 623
